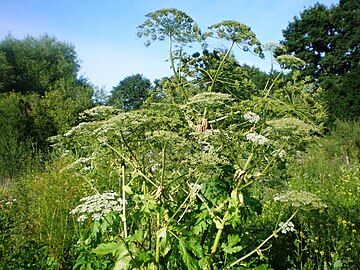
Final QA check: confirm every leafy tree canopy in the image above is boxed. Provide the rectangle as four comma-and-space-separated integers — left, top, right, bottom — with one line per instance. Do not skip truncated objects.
109, 74, 151, 111
0, 34, 79, 95
0, 35, 93, 179
278, 0, 360, 119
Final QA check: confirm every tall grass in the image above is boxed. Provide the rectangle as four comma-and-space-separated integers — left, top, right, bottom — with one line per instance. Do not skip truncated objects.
281, 120, 360, 269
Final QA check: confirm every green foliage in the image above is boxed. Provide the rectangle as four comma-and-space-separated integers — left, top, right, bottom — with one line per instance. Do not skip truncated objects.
278, 121, 360, 269
41, 66, 325, 269
0, 92, 38, 181
278, 1, 360, 120
108, 74, 151, 111
0, 34, 79, 95
182, 50, 258, 99
0, 158, 88, 269
2, 7, 354, 270
240, 64, 272, 91
0, 35, 93, 182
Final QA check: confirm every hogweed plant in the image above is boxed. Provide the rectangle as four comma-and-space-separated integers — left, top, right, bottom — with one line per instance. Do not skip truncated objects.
50, 8, 328, 270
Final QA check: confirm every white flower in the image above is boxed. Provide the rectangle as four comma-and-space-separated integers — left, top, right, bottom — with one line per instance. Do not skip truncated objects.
279, 221, 295, 234
273, 194, 285, 202
77, 215, 87, 223
274, 149, 287, 158
279, 150, 286, 158
70, 192, 123, 223
92, 213, 102, 221
244, 111, 260, 123
245, 132, 269, 145
189, 183, 202, 193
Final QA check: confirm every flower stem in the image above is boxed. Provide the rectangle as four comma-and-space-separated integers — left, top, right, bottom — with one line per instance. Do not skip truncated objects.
209, 41, 234, 92
225, 210, 298, 268
121, 163, 127, 238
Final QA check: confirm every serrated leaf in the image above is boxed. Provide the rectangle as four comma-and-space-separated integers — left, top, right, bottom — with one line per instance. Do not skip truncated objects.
223, 244, 243, 254
178, 238, 199, 270
227, 234, 241, 246
186, 240, 204, 258
333, 259, 343, 269
92, 242, 123, 256
222, 234, 243, 254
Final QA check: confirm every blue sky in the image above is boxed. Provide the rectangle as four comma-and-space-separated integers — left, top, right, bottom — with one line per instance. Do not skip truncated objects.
0, 0, 338, 92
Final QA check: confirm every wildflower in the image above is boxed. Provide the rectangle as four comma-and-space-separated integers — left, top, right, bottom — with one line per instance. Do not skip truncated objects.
188, 183, 202, 200
243, 111, 260, 123
77, 214, 87, 223
278, 149, 286, 158
279, 221, 295, 234
70, 192, 123, 223
189, 183, 202, 193
245, 132, 269, 145
273, 194, 285, 202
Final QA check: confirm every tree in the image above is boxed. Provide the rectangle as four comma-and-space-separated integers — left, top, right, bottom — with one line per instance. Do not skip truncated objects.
109, 74, 151, 111
0, 93, 31, 180
0, 34, 79, 95
0, 35, 93, 181
278, 0, 360, 119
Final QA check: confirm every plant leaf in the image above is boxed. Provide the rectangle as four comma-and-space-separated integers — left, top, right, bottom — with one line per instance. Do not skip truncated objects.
92, 242, 123, 256
178, 238, 199, 270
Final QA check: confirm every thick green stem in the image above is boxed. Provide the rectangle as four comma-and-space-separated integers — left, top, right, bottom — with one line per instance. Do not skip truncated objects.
244, 152, 253, 171
169, 35, 179, 81
209, 41, 234, 92
210, 212, 228, 256
121, 164, 127, 238
154, 212, 161, 270
264, 72, 281, 98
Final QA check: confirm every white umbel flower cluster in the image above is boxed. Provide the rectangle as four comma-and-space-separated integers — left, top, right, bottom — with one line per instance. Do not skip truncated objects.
243, 111, 260, 123
70, 192, 123, 222
245, 132, 269, 145
188, 183, 202, 199
279, 221, 295, 234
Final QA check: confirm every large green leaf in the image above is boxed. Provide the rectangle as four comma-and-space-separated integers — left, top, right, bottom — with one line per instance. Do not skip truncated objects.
92, 242, 123, 256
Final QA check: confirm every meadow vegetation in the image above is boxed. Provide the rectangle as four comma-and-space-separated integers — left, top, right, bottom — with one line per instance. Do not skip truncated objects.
1, 2, 359, 270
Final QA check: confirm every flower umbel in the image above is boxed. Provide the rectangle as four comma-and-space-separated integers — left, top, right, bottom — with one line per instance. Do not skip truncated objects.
245, 132, 269, 145
70, 192, 123, 222
243, 111, 260, 123
279, 221, 295, 234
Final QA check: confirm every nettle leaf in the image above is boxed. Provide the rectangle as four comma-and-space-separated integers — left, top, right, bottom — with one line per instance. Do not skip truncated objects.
178, 238, 200, 270
92, 242, 123, 256
221, 234, 243, 254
